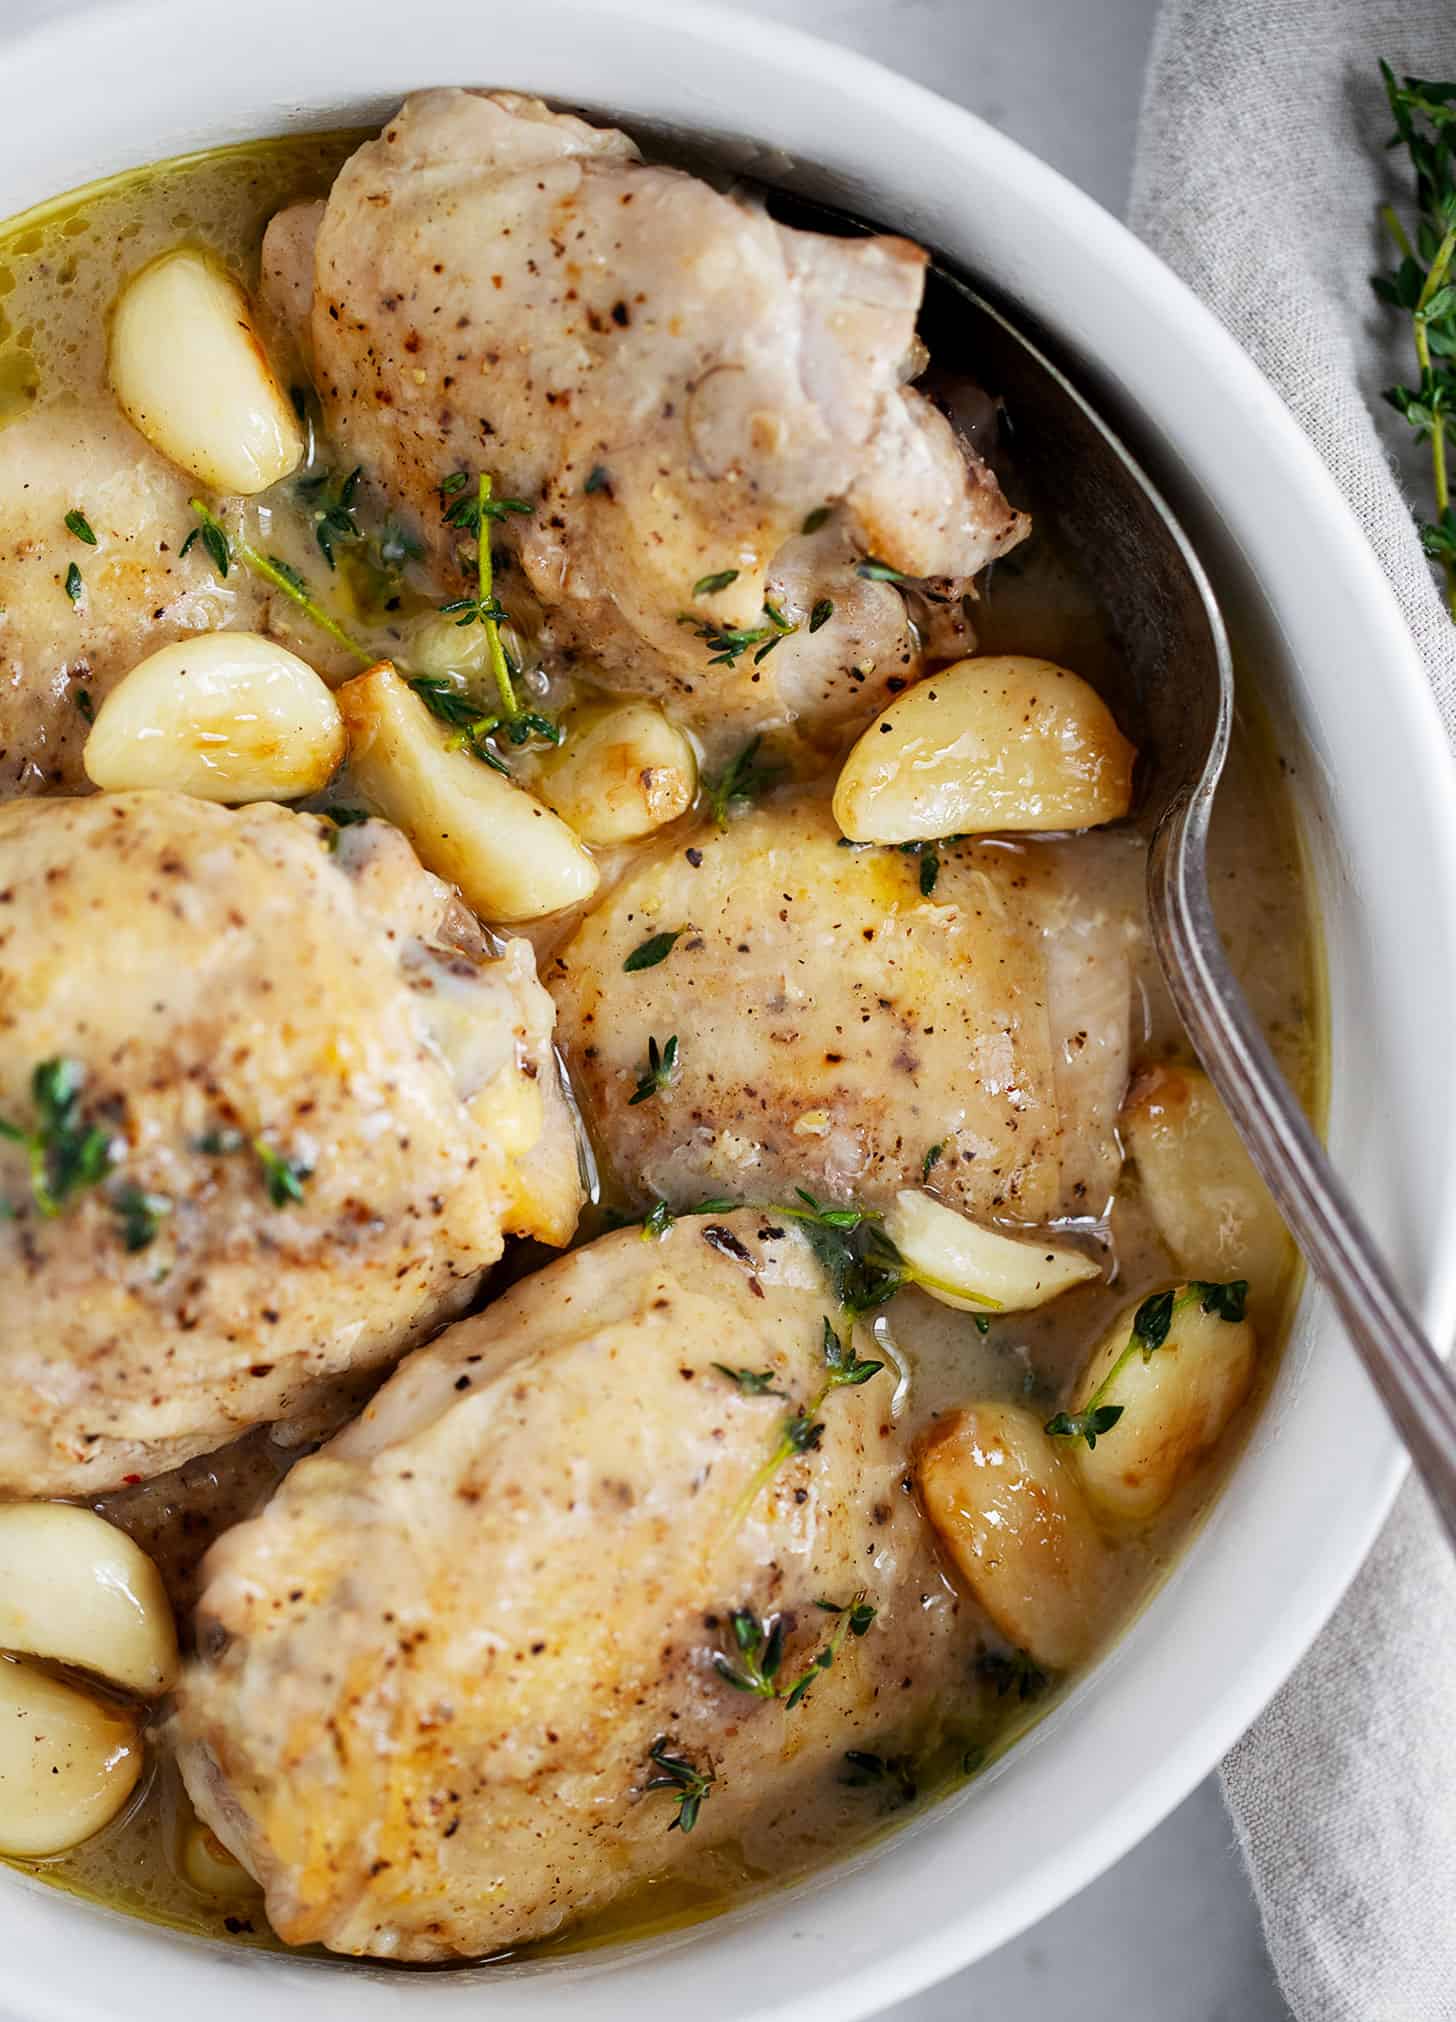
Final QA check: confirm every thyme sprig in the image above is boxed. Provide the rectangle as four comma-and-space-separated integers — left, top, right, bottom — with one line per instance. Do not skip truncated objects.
439, 473, 532, 723
713, 1592, 876, 1709
1374, 63, 1456, 616
0, 1058, 114, 1217
186, 501, 376, 666
678, 599, 798, 667
640, 1195, 735, 1241
1043, 1402, 1124, 1449
296, 464, 363, 570
782, 1190, 1001, 1322
196, 1125, 311, 1209
1045, 1280, 1247, 1448
644, 1738, 713, 1834
781, 1593, 877, 1709
628, 1033, 679, 1105
712, 1362, 787, 1396
703, 735, 785, 826
731, 1303, 885, 1522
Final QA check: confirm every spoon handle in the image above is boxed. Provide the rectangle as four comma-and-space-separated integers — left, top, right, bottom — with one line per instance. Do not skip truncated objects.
1150, 811, 1456, 1555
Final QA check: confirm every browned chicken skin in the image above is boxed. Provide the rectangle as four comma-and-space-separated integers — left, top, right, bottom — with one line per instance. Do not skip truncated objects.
0, 793, 581, 1493
550, 796, 1131, 1224
273, 89, 1027, 744
173, 1211, 980, 1960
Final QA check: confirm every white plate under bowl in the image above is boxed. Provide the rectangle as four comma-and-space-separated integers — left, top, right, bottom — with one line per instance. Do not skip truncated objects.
1, 4, 1454, 2019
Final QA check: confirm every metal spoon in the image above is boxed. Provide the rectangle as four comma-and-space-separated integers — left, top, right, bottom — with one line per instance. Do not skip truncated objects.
927, 260, 1456, 1550
766, 180, 1456, 1546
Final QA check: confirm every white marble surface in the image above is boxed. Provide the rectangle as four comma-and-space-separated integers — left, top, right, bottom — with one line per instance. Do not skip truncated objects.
0, 0, 1292, 2016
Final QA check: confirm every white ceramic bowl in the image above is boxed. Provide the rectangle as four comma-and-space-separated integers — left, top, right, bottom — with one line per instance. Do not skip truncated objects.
3, 3, 1456, 2017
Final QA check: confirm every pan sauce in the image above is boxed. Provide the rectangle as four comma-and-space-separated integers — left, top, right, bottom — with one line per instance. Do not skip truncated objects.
0, 124, 1318, 1960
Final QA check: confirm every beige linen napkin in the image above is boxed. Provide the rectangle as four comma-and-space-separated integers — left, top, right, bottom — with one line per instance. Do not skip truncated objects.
1131, 6, 1456, 2017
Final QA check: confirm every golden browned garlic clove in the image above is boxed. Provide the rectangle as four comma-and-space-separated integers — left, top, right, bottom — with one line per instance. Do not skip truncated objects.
109, 249, 305, 494
0, 1502, 177, 1697
1065, 1285, 1258, 1525
83, 632, 345, 802
0, 1658, 142, 1858
917, 1403, 1108, 1671
833, 655, 1136, 843
885, 1188, 1100, 1313
1122, 1063, 1293, 1310
533, 701, 697, 845
338, 662, 599, 922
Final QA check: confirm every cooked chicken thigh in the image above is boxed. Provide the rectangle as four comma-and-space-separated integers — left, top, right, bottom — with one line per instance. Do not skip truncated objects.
173, 1211, 978, 1959
0, 404, 265, 797
0, 793, 581, 1494
281, 88, 1026, 743
549, 796, 1131, 1225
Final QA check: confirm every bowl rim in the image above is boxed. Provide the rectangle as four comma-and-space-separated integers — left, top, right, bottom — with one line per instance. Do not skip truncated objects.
2, 1, 1456, 2016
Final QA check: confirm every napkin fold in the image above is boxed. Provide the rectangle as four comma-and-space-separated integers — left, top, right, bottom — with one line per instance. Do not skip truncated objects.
1130, 6, 1456, 2016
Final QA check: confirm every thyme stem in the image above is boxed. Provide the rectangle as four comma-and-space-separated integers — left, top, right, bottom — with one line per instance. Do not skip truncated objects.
189, 500, 376, 666
473, 474, 519, 720
1416, 227, 1456, 617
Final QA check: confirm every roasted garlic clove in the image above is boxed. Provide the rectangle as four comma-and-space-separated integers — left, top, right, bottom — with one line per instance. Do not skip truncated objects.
109, 249, 304, 495
885, 1188, 1100, 1312
0, 1503, 177, 1697
1063, 1283, 1258, 1524
83, 631, 345, 802
917, 1403, 1107, 1670
0, 1658, 142, 1858
337, 662, 599, 922
533, 701, 697, 845
833, 655, 1136, 842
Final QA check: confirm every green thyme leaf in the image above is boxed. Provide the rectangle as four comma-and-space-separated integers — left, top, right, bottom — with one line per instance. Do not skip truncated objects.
820, 1312, 884, 1389
303, 465, 363, 570
111, 1182, 170, 1253
253, 1139, 310, 1208
786, 1187, 873, 1231
704, 735, 785, 824
624, 929, 683, 973
644, 1738, 713, 1833
64, 509, 97, 546
0, 1058, 115, 1217
1191, 1278, 1249, 1323
1044, 1402, 1125, 1449
801, 505, 831, 535
692, 569, 740, 597
1131, 1287, 1176, 1355
979, 1648, 1049, 1702
856, 556, 913, 583
584, 464, 611, 495
922, 1142, 944, 1181
64, 562, 83, 605
641, 1200, 675, 1241
628, 1033, 679, 1106
809, 597, 834, 632
712, 1363, 786, 1396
